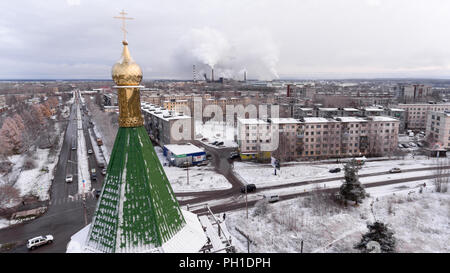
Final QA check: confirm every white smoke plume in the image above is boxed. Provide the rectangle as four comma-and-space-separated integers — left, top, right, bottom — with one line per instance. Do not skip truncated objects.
174, 27, 279, 81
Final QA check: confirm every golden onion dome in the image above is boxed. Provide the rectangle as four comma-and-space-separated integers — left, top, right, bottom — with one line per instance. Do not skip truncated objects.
112, 41, 143, 86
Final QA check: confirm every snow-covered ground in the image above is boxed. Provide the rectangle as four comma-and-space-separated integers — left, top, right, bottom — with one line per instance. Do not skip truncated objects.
195, 120, 238, 149
154, 146, 231, 192
234, 155, 446, 187
226, 185, 450, 253
0, 122, 65, 205
76, 103, 91, 194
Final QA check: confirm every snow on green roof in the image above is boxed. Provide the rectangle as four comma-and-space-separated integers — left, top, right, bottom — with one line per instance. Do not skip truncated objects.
85, 126, 185, 253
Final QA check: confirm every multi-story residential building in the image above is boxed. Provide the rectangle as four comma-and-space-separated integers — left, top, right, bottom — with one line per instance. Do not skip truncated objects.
397, 103, 450, 131
237, 116, 399, 161
426, 111, 450, 149
141, 102, 193, 147
163, 99, 190, 112
395, 84, 432, 103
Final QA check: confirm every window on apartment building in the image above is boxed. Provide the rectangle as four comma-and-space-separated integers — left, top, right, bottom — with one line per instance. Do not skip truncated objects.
331, 125, 335, 128
305, 138, 309, 142
432, 115, 435, 119
351, 124, 354, 127
311, 125, 315, 128
324, 125, 328, 128
311, 132, 314, 135
316, 144, 320, 148
317, 131, 321, 135
311, 151, 314, 155
306, 132, 309, 135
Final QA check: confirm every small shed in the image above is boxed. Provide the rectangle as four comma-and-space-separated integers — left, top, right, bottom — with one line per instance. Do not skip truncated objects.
163, 143, 206, 167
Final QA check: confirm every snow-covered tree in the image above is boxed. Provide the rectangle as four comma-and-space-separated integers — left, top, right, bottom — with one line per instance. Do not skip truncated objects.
355, 221, 396, 253
336, 159, 366, 205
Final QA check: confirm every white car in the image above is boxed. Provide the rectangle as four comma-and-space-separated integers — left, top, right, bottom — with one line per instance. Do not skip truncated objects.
265, 195, 280, 203
88, 149, 93, 154
65, 174, 73, 183
27, 235, 53, 250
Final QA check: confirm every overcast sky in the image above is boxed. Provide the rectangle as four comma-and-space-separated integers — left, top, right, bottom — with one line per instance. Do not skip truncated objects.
1, 0, 450, 80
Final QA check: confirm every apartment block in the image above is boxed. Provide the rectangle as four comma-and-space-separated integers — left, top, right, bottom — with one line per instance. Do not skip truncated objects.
237, 116, 400, 161
426, 111, 450, 149
397, 103, 450, 130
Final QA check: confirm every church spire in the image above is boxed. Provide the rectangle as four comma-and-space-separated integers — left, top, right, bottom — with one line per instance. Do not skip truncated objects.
84, 12, 186, 253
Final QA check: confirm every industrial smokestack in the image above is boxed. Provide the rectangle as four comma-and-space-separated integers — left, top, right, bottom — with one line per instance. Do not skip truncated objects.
244, 71, 247, 82
211, 68, 214, 82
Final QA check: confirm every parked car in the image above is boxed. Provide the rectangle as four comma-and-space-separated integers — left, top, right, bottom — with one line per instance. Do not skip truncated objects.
329, 168, 341, 173
401, 144, 409, 148
201, 138, 208, 141
91, 173, 97, 180
265, 195, 280, 203
216, 141, 224, 146
211, 141, 219, 145
389, 168, 402, 173
416, 142, 423, 147
65, 174, 73, 183
101, 168, 107, 175
95, 189, 101, 198
88, 149, 93, 154
408, 142, 417, 147
27, 235, 53, 250
229, 152, 240, 159
240, 184, 256, 193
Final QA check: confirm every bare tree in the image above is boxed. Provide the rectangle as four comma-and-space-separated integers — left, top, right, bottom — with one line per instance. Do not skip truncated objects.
0, 185, 20, 207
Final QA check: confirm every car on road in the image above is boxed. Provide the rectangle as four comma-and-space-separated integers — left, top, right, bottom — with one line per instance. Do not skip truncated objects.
389, 168, 402, 173
88, 149, 93, 154
229, 152, 240, 159
101, 168, 107, 175
71, 146, 77, 150
240, 184, 256, 193
95, 189, 101, 198
329, 168, 341, 173
65, 174, 73, 183
201, 138, 208, 142
265, 195, 280, 203
27, 235, 53, 250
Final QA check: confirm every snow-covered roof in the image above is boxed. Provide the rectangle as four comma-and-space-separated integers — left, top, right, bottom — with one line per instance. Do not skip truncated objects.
269, 118, 300, 124
389, 108, 405, 112
164, 143, 205, 156
364, 108, 384, 111
238, 118, 269, 125
343, 108, 359, 111
302, 117, 335, 123
318, 108, 338, 111
367, 116, 399, 122
334, 117, 368, 123
141, 106, 191, 121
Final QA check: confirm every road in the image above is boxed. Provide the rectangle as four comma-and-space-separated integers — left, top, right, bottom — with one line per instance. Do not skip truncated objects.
1, 95, 448, 252
0, 92, 105, 253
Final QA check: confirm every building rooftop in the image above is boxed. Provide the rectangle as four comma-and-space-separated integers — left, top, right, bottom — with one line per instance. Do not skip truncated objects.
269, 118, 300, 124
367, 116, 399, 122
164, 143, 204, 156
334, 117, 368, 123
238, 118, 269, 125
302, 117, 335, 123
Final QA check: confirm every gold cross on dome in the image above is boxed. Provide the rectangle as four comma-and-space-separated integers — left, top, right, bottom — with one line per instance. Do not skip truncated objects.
114, 9, 134, 42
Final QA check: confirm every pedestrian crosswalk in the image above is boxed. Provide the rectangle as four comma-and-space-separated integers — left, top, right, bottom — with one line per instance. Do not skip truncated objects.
50, 192, 96, 206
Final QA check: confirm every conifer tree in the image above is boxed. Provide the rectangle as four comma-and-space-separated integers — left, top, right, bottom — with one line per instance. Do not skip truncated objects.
337, 159, 366, 204
355, 221, 396, 253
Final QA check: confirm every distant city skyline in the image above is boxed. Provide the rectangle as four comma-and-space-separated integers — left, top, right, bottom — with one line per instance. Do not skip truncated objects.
1, 0, 450, 80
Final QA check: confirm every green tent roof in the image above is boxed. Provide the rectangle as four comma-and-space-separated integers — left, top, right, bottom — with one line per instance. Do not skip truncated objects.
85, 126, 185, 253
